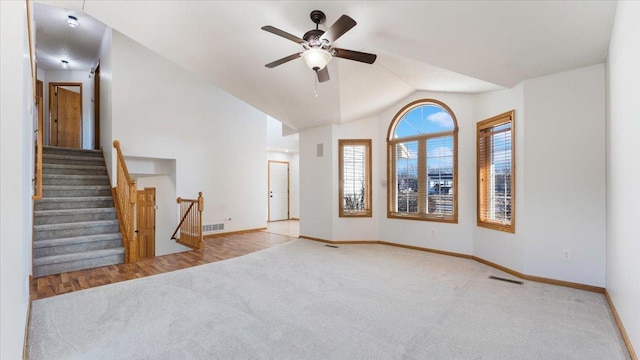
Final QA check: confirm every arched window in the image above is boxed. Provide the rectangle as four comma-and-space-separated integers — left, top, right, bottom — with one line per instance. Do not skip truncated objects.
387, 99, 458, 222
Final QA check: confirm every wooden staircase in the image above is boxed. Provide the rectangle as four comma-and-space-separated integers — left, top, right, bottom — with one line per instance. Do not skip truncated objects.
33, 146, 125, 277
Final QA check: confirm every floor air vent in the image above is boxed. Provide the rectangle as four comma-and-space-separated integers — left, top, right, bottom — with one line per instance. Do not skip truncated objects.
203, 223, 224, 232
324, 244, 339, 248
489, 276, 524, 285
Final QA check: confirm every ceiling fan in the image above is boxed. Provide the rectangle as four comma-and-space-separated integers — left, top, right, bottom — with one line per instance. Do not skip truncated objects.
262, 10, 377, 83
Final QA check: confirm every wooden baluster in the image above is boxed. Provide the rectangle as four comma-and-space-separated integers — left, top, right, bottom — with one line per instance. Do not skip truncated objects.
129, 180, 138, 262
198, 192, 204, 249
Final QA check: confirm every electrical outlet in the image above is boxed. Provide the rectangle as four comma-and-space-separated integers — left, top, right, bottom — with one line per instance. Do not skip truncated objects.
431, 228, 436, 237
562, 249, 571, 261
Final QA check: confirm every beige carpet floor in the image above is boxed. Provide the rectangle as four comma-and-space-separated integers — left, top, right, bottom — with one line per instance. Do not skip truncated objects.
27, 239, 630, 359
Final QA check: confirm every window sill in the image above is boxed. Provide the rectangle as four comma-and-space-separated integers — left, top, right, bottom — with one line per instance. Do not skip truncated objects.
388, 212, 457, 223
477, 221, 515, 233
339, 210, 372, 218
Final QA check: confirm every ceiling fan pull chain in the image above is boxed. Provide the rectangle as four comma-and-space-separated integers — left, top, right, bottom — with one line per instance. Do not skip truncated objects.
314, 74, 319, 97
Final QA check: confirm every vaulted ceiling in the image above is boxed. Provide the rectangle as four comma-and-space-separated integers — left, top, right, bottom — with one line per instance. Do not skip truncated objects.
35, 1, 617, 132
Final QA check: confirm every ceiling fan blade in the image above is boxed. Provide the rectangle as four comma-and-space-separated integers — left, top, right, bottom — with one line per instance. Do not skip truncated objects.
332, 48, 377, 64
316, 66, 330, 82
320, 15, 356, 44
265, 53, 301, 68
261, 25, 306, 44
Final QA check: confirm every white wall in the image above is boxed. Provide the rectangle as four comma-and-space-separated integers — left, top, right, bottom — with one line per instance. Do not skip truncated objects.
522, 64, 606, 286
108, 31, 267, 235
290, 152, 300, 219
472, 84, 525, 271
299, 125, 334, 239
43, 70, 95, 149
98, 28, 114, 176
267, 116, 298, 151
606, 1, 640, 354
0, 1, 33, 358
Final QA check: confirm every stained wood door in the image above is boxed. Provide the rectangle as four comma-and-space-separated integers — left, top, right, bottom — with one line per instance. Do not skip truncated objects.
136, 188, 156, 258
50, 83, 82, 148
268, 161, 289, 221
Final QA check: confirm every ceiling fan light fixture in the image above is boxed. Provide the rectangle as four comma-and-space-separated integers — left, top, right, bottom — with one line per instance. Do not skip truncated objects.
301, 48, 332, 71
66, 15, 79, 28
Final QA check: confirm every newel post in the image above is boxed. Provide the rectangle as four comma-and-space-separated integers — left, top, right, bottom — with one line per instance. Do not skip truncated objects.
198, 192, 204, 249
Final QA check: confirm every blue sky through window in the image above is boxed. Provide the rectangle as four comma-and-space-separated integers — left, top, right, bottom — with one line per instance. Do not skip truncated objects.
394, 104, 455, 138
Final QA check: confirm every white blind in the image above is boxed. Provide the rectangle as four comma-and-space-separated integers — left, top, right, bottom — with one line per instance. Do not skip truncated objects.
342, 144, 368, 211
395, 141, 419, 213
426, 136, 454, 215
479, 121, 512, 224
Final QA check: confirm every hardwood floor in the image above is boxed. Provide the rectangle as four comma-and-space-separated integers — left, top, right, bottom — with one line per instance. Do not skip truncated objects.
31, 231, 295, 301
264, 219, 299, 238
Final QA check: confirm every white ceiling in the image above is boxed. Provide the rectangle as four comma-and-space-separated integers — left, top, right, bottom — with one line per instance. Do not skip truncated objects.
35, 1, 617, 132
34, 2, 106, 72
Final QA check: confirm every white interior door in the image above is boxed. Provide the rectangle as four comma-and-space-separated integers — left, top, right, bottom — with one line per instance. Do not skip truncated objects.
269, 161, 289, 221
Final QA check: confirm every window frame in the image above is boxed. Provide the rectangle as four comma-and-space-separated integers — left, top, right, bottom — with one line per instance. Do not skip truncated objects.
476, 110, 515, 233
386, 99, 459, 223
339, 139, 372, 218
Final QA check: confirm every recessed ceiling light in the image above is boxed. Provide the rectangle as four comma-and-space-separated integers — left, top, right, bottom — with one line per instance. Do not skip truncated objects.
61, 60, 69, 69
67, 15, 79, 28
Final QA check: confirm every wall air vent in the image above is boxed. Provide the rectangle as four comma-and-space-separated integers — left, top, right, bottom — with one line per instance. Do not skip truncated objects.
203, 223, 224, 232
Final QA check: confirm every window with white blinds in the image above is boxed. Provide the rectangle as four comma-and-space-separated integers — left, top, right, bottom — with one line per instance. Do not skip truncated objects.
387, 99, 458, 223
477, 110, 515, 233
339, 139, 372, 217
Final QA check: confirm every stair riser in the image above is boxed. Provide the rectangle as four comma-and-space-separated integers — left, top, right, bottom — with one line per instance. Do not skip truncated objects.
43, 188, 112, 197
34, 211, 117, 225
35, 199, 114, 211
43, 167, 107, 176
34, 224, 120, 240
42, 148, 103, 158
33, 253, 125, 278
42, 177, 110, 186
43, 158, 105, 166
33, 239, 122, 257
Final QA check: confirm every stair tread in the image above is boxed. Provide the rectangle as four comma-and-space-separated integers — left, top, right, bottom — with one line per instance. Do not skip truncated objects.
36, 196, 113, 202
33, 233, 123, 249
43, 164, 105, 170
35, 208, 116, 216
34, 219, 119, 231
43, 146, 102, 154
33, 248, 125, 266
42, 185, 111, 189
43, 174, 108, 179
43, 154, 104, 161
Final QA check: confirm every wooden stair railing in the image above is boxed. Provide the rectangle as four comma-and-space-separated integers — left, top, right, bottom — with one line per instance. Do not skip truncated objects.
32, 93, 43, 200
29, 0, 42, 200
113, 140, 138, 263
171, 192, 204, 250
